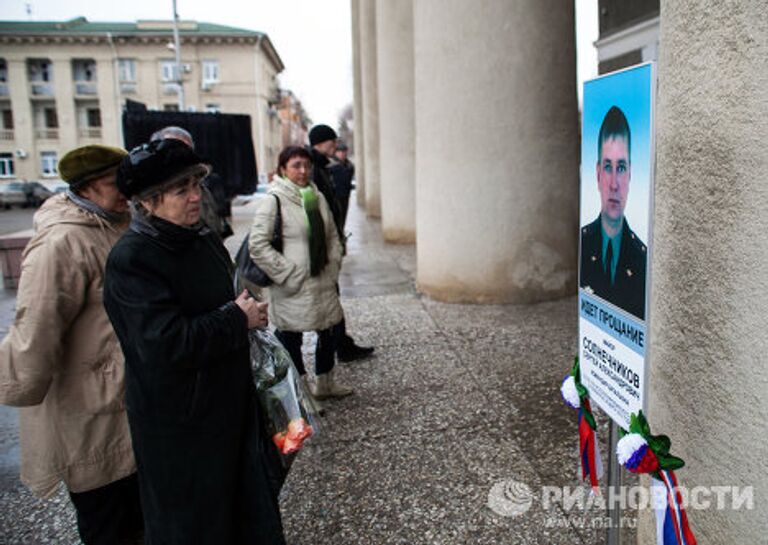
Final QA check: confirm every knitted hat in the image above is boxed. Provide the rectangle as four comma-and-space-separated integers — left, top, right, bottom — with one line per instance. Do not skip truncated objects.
336, 141, 348, 152
117, 139, 210, 199
308, 124, 338, 146
58, 145, 128, 188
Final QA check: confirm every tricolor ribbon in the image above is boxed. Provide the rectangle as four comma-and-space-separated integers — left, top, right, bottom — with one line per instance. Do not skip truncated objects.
653, 470, 697, 545
616, 413, 697, 545
561, 358, 602, 490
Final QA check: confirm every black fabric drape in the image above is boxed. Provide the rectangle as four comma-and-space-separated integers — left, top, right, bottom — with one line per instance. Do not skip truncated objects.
122, 104, 258, 197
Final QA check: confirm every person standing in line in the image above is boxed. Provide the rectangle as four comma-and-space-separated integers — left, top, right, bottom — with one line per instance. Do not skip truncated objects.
103, 139, 284, 544
150, 125, 234, 240
308, 124, 375, 363
0, 145, 143, 545
327, 140, 355, 233
249, 145, 353, 400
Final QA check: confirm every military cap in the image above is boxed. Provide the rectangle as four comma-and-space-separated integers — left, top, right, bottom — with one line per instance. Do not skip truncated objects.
59, 145, 128, 188
336, 141, 348, 151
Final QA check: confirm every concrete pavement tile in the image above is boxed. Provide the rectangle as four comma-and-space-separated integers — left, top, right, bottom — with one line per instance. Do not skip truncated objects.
338, 293, 445, 348
279, 425, 572, 545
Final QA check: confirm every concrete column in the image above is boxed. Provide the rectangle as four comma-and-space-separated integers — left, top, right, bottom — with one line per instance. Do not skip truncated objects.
639, 2, 768, 543
350, 0, 366, 206
413, 1, 579, 303
358, 0, 381, 218
376, 0, 415, 244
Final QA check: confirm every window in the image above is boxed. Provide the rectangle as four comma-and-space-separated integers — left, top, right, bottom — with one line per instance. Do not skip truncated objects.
160, 61, 179, 82
202, 61, 219, 84
0, 59, 7, 83
41, 151, 57, 176
44, 107, 58, 128
118, 59, 136, 82
86, 108, 101, 128
205, 103, 221, 114
27, 59, 53, 82
72, 59, 96, 82
0, 153, 14, 177
1, 109, 12, 130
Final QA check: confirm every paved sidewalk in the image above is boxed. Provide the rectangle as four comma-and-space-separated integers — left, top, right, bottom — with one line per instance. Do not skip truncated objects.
0, 195, 621, 544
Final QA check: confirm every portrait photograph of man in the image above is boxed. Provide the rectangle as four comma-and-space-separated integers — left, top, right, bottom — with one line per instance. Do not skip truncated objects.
579, 65, 654, 322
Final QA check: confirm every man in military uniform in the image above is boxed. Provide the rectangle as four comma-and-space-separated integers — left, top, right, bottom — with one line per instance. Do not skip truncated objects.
580, 106, 646, 321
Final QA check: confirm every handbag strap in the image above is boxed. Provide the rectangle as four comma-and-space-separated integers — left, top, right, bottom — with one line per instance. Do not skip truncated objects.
272, 194, 283, 252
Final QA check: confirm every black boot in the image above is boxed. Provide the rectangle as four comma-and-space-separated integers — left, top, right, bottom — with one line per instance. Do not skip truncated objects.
337, 339, 375, 362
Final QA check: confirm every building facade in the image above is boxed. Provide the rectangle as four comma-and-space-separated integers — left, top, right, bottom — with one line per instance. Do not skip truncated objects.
277, 89, 310, 150
0, 17, 284, 182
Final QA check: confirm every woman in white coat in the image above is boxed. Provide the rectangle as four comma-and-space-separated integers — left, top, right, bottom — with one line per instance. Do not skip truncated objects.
249, 146, 353, 399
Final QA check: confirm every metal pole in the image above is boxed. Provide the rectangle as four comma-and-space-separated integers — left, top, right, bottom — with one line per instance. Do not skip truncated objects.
607, 421, 622, 545
172, 0, 185, 111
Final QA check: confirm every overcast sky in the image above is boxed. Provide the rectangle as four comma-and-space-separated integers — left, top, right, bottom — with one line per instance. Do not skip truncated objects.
1, 0, 598, 124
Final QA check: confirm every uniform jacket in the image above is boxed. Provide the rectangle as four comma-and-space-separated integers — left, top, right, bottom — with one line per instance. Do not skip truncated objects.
248, 176, 343, 332
104, 215, 284, 544
580, 215, 647, 320
0, 193, 135, 498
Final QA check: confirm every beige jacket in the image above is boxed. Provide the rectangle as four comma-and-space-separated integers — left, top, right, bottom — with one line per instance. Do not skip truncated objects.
249, 177, 343, 332
0, 193, 135, 498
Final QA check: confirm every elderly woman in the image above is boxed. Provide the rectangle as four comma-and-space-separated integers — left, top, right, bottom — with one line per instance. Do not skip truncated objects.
103, 139, 285, 544
249, 145, 352, 400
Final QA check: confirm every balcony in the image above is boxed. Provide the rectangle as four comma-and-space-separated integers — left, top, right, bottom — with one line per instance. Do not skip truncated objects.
35, 129, 58, 140
30, 83, 54, 97
0, 129, 13, 141
78, 127, 101, 139
162, 83, 180, 96
74, 82, 98, 96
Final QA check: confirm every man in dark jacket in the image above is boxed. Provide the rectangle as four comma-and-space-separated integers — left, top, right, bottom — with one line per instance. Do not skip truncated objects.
308, 124, 375, 362
580, 106, 646, 320
328, 141, 355, 232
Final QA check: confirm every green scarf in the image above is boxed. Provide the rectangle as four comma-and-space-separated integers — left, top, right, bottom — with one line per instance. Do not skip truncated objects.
300, 186, 328, 276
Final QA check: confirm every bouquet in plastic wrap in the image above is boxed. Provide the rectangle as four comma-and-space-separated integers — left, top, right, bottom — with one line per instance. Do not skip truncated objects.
248, 328, 318, 464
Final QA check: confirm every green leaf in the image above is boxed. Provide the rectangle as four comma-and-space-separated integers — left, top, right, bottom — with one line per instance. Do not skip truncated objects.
657, 454, 685, 471
655, 435, 672, 456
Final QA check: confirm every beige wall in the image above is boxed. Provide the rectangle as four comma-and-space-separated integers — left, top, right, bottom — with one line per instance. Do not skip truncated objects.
638, 1, 768, 543
0, 35, 281, 182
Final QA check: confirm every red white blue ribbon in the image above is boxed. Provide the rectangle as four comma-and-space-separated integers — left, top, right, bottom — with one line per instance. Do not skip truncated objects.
653, 471, 697, 545
617, 432, 696, 545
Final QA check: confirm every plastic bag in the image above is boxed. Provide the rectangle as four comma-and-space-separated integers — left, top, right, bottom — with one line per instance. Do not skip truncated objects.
249, 328, 319, 465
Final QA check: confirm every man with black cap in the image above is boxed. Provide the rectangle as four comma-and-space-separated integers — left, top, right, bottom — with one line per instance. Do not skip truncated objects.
328, 140, 355, 232
0, 145, 142, 544
309, 124, 375, 362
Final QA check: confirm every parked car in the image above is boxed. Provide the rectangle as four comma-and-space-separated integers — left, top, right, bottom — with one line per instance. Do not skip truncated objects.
25, 181, 54, 206
0, 182, 28, 209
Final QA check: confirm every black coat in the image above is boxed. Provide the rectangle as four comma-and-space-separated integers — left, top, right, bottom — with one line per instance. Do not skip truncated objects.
104, 216, 284, 545
580, 215, 647, 321
309, 147, 344, 242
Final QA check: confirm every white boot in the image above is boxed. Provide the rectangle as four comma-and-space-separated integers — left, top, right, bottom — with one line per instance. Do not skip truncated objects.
300, 375, 326, 416
312, 370, 354, 400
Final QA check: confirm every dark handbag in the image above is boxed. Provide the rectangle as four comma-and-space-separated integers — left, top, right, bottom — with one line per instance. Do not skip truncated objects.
235, 195, 282, 287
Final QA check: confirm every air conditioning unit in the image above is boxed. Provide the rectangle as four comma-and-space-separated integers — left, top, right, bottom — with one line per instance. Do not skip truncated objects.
182, 64, 192, 73
15, 149, 27, 159
201, 82, 212, 92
